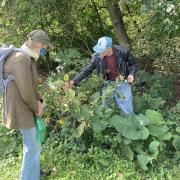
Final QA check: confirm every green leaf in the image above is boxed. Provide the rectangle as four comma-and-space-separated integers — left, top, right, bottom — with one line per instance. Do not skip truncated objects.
80, 105, 91, 120
149, 141, 160, 157
90, 92, 101, 104
145, 109, 164, 125
68, 89, 75, 98
75, 121, 86, 138
106, 85, 114, 96
132, 142, 143, 153
123, 138, 132, 145
114, 134, 122, 143
176, 127, 180, 133
67, 49, 81, 59
173, 138, 180, 151
135, 114, 150, 128
118, 144, 134, 160
163, 132, 173, 141
64, 73, 69, 81
95, 110, 104, 119
148, 125, 172, 140
0, 138, 17, 156
1, 0, 7, 7
137, 153, 152, 171
103, 108, 114, 119
137, 141, 161, 170
109, 115, 149, 140
92, 119, 108, 134
138, 127, 150, 140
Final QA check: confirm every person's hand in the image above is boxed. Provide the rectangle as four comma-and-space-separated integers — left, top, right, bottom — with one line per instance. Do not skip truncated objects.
127, 75, 134, 83
65, 80, 74, 90
36, 100, 43, 117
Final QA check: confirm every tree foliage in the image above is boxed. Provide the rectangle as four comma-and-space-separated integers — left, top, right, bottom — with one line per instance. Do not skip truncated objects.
0, 0, 179, 72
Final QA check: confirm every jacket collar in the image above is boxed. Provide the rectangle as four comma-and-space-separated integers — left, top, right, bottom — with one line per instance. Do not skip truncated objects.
112, 45, 120, 59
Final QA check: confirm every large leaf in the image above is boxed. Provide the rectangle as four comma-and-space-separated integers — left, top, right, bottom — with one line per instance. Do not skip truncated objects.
109, 115, 149, 140
145, 109, 164, 125
103, 108, 114, 119
148, 125, 172, 140
92, 119, 108, 134
149, 141, 160, 157
173, 138, 180, 151
123, 138, 132, 145
137, 153, 152, 171
80, 105, 91, 120
134, 114, 150, 129
137, 141, 160, 170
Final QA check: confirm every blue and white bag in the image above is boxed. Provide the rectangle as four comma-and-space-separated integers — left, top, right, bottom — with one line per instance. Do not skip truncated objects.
0, 47, 16, 96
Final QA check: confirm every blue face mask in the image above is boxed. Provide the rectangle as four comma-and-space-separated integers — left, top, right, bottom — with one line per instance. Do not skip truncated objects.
39, 48, 47, 58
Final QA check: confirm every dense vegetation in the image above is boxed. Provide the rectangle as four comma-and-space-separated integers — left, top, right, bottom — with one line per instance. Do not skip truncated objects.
0, 0, 179, 179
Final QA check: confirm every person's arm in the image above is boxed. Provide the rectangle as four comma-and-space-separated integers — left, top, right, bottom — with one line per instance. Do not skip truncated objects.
11, 54, 38, 113
126, 50, 138, 78
72, 58, 96, 85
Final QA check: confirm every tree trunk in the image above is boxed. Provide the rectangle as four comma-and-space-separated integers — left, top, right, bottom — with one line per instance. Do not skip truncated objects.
106, 0, 131, 49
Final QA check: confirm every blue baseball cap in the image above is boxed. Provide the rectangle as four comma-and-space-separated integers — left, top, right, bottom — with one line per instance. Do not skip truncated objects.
93, 36, 112, 53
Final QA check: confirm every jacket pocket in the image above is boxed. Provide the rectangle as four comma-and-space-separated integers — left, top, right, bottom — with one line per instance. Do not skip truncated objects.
14, 83, 33, 118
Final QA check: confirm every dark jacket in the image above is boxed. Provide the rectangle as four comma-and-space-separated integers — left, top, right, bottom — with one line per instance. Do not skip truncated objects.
73, 45, 137, 85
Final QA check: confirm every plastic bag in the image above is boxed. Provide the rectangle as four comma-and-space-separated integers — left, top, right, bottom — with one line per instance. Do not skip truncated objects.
35, 116, 46, 144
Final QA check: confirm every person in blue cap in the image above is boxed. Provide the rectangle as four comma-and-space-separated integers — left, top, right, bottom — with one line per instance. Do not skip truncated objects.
66, 36, 137, 115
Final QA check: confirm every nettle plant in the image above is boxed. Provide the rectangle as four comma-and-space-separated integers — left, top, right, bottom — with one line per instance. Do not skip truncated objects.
49, 75, 174, 170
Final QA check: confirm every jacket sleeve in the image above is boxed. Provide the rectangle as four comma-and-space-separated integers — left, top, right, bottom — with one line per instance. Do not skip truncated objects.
126, 50, 138, 77
11, 55, 38, 113
38, 93, 43, 103
72, 58, 96, 85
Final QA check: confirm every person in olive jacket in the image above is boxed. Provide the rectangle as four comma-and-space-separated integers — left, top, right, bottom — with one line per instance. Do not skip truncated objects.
67, 36, 137, 115
3, 30, 54, 180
